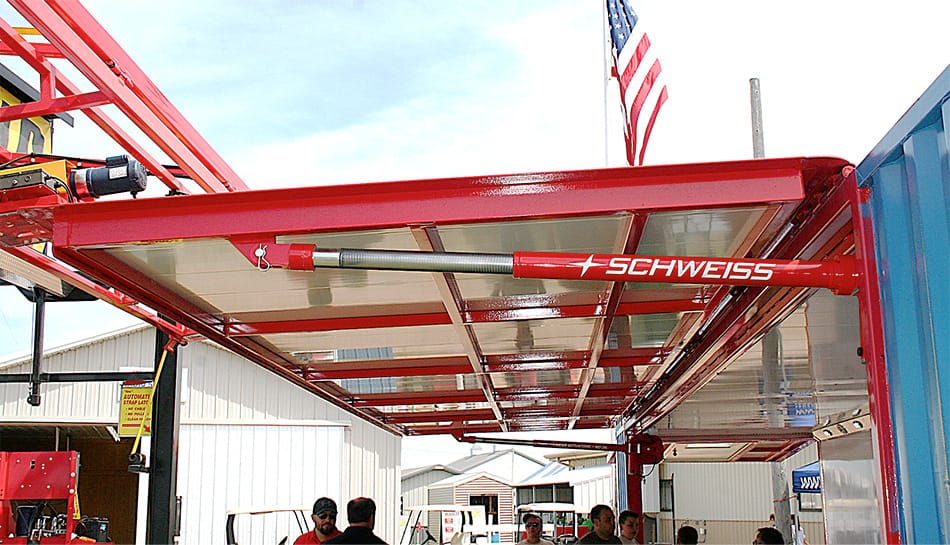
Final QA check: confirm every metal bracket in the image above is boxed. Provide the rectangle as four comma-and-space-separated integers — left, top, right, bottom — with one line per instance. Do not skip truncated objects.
253, 244, 270, 271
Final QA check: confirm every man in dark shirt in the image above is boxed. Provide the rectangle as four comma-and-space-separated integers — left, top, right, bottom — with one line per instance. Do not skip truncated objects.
577, 505, 621, 544
676, 526, 698, 545
324, 497, 388, 545
754, 527, 785, 545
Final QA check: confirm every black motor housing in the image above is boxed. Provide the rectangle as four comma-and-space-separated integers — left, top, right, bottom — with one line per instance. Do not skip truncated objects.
70, 155, 147, 198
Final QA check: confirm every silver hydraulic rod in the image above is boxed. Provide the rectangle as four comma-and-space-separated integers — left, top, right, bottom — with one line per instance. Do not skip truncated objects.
312, 248, 514, 275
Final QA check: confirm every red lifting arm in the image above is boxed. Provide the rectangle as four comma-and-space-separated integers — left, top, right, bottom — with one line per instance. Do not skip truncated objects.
229, 241, 860, 295
513, 252, 859, 295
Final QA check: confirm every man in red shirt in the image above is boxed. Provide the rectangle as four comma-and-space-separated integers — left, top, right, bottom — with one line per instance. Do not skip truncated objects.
295, 497, 343, 544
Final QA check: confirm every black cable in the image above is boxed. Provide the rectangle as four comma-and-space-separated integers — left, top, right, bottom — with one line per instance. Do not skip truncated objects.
0, 152, 32, 169
49, 176, 74, 202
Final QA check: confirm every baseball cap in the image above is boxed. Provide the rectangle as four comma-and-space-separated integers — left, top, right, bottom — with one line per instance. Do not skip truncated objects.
313, 497, 337, 516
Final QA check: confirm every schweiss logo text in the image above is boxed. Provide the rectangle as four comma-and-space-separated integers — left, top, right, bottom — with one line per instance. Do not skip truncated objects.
574, 256, 776, 282
799, 476, 821, 490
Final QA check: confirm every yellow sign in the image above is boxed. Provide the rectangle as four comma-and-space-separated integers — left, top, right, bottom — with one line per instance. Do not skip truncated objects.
118, 381, 153, 437
0, 86, 53, 154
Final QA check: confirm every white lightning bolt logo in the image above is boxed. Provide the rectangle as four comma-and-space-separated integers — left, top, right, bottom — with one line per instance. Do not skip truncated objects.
570, 254, 604, 277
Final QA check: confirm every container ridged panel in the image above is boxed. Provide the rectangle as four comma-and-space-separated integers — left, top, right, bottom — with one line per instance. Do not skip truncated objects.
857, 65, 950, 544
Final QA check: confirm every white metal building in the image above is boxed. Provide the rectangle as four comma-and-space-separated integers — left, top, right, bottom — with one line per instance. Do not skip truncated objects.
0, 326, 401, 545
516, 461, 616, 513
402, 464, 461, 512
652, 444, 823, 545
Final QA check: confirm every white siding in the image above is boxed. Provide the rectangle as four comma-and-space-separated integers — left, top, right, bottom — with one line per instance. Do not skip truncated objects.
178, 423, 345, 545
660, 461, 771, 520
426, 487, 455, 535
572, 467, 615, 513
0, 327, 155, 421
1, 327, 402, 543
641, 464, 660, 514
474, 452, 544, 482
403, 469, 456, 511
659, 443, 820, 522
179, 339, 402, 543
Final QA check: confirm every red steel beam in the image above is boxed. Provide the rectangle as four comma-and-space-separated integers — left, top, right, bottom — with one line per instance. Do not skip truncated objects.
228, 297, 702, 336
303, 356, 473, 380
454, 434, 629, 452
0, 16, 187, 194
2, 246, 191, 343
487, 347, 664, 365
848, 168, 900, 542
382, 409, 497, 424
52, 159, 843, 248
350, 382, 641, 407
9, 0, 247, 192
0, 41, 62, 58
569, 213, 646, 427
352, 389, 489, 407
624, 167, 856, 432
302, 349, 663, 380
384, 400, 626, 425
404, 422, 505, 435
0, 91, 109, 122
653, 427, 814, 442
232, 311, 451, 336
404, 418, 611, 436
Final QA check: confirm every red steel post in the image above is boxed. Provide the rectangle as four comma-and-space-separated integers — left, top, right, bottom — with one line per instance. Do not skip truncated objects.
847, 168, 901, 543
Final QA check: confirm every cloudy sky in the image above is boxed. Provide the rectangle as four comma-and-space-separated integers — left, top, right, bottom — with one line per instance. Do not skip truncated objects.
0, 2, 947, 460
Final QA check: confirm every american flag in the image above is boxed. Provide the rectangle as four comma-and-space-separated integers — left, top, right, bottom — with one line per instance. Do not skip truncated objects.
606, 0, 668, 166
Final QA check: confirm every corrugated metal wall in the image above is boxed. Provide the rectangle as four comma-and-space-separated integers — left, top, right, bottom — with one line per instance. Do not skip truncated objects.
0, 327, 155, 421
855, 64, 950, 543
178, 423, 345, 544
660, 462, 772, 521
572, 468, 615, 513
1, 327, 402, 543
656, 444, 823, 545
402, 469, 456, 511
177, 337, 402, 544
426, 486, 454, 537
659, 445, 820, 522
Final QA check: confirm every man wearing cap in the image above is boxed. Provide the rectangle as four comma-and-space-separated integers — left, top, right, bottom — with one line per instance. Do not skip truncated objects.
518, 513, 554, 545
295, 497, 343, 545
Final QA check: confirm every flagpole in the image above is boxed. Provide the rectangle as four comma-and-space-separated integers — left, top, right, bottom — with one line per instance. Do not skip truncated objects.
602, 0, 610, 167
750, 78, 765, 158
752, 75, 795, 545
